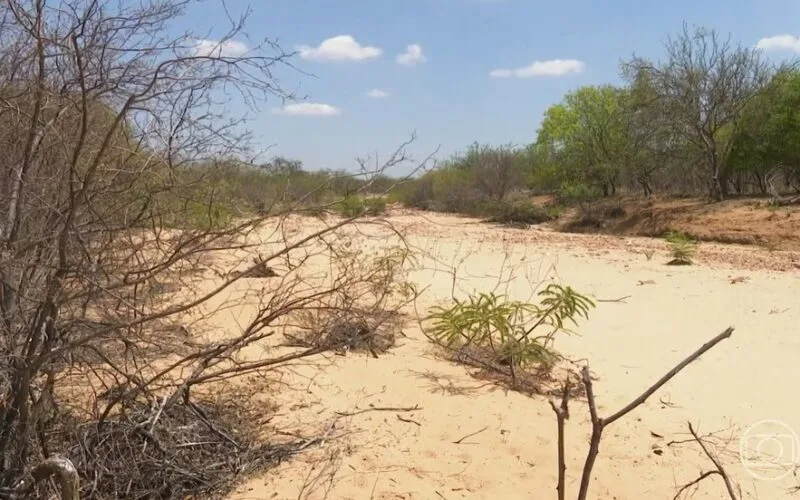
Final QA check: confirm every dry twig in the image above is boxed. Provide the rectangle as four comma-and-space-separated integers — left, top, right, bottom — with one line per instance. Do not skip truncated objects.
673, 422, 739, 499
453, 426, 488, 445
549, 381, 571, 500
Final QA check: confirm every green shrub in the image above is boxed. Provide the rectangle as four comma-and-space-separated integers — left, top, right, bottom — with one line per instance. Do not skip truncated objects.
391, 176, 443, 210
483, 199, 554, 226
429, 168, 483, 214
557, 180, 602, 206
665, 230, 696, 265
426, 284, 594, 378
336, 195, 387, 217
393, 165, 485, 214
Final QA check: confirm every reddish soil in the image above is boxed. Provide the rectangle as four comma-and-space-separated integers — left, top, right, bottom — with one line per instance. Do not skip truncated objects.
552, 196, 800, 251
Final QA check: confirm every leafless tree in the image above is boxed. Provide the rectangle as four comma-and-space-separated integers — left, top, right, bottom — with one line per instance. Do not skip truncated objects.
622, 23, 771, 200
466, 143, 524, 201
0, 1, 428, 497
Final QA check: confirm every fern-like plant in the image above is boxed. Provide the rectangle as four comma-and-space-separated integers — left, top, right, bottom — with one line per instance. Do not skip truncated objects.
665, 230, 696, 265
426, 284, 594, 378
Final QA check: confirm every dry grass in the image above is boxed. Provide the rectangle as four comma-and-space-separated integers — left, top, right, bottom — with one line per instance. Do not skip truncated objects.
39, 387, 319, 500
435, 343, 586, 398
283, 308, 403, 357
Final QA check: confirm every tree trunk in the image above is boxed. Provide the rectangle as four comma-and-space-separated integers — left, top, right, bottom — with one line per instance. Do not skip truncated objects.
731, 173, 744, 195
710, 160, 725, 201
754, 172, 768, 195
719, 166, 730, 199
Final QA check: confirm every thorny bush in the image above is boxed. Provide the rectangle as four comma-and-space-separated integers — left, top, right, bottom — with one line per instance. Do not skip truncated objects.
0, 1, 428, 497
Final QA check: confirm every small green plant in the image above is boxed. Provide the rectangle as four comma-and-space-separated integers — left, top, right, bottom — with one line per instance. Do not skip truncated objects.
665, 230, 696, 265
426, 285, 594, 379
336, 195, 387, 217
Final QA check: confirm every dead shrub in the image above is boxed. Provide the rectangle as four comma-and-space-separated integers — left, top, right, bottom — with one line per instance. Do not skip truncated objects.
38, 391, 301, 500
284, 309, 400, 357
601, 203, 626, 218
281, 243, 417, 357
564, 214, 603, 231
445, 343, 587, 397
231, 255, 279, 279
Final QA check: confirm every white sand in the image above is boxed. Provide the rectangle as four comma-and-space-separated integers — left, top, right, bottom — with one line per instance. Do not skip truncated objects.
224, 211, 800, 500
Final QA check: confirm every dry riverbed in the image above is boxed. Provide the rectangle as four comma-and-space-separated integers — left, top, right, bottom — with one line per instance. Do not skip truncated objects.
223, 210, 800, 500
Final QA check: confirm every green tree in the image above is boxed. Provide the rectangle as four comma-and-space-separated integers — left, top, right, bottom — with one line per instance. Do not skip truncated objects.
729, 68, 800, 194
536, 85, 629, 197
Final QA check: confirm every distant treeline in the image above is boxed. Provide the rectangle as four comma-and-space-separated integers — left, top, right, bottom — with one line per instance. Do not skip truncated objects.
206, 24, 800, 224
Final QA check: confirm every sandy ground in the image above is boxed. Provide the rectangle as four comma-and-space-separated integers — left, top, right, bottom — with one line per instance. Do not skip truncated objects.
221, 211, 800, 500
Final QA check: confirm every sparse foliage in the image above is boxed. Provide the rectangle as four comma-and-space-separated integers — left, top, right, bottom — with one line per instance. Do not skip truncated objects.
483, 198, 555, 227
622, 24, 771, 200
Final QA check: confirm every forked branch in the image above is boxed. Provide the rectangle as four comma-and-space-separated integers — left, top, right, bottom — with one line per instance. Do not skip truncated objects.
562, 327, 734, 500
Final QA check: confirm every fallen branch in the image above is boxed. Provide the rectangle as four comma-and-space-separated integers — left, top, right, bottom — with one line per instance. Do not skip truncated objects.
453, 426, 488, 444
396, 415, 421, 426
596, 295, 631, 303
334, 405, 421, 417
769, 194, 800, 206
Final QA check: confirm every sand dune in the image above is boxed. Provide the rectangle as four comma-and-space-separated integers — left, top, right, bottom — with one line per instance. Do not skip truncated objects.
226, 211, 800, 500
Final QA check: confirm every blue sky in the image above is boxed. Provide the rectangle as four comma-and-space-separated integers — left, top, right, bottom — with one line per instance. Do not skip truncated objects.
181, 0, 800, 174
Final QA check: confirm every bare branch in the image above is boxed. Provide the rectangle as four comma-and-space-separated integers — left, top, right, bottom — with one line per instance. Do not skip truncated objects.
549, 380, 570, 500
575, 327, 734, 500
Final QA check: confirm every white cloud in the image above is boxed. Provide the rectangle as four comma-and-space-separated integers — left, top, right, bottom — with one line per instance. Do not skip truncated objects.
367, 89, 390, 99
489, 68, 513, 78
490, 59, 585, 78
756, 35, 800, 52
396, 44, 427, 66
297, 35, 382, 62
271, 103, 341, 117
191, 39, 249, 57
